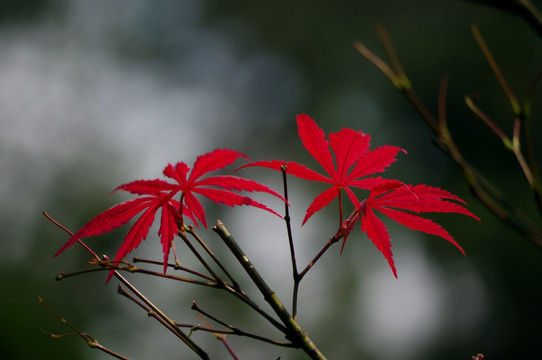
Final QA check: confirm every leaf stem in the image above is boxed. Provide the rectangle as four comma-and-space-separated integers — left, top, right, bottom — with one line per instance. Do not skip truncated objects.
299, 239, 335, 281
281, 165, 301, 319
338, 189, 343, 224
299, 205, 363, 280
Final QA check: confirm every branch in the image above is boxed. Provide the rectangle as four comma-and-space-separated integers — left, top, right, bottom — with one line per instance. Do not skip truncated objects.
279, 165, 301, 318
37, 296, 130, 360
43, 212, 210, 360
187, 302, 295, 348
112, 270, 210, 359
465, 0, 542, 39
213, 221, 327, 360
354, 26, 542, 247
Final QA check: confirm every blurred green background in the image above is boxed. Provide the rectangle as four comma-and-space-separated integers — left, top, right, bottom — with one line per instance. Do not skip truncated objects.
1, 0, 541, 359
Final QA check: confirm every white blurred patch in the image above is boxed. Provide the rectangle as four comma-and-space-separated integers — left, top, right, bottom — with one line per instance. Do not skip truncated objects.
0, 2, 307, 359
356, 240, 446, 360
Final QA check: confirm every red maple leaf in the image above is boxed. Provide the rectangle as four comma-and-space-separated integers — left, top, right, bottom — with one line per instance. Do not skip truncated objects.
240, 114, 479, 277
54, 148, 285, 281
359, 181, 480, 277
239, 114, 405, 225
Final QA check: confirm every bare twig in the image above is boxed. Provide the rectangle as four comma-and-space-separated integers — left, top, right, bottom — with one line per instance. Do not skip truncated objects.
188, 302, 295, 348
113, 270, 210, 359
133, 256, 216, 281
354, 26, 542, 246
43, 211, 100, 261
38, 296, 130, 360
194, 314, 241, 360
471, 24, 520, 114
466, 0, 542, 39
185, 225, 240, 289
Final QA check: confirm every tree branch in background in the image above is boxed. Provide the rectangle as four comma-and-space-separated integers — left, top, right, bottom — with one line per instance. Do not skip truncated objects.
465, 0, 542, 39
354, 25, 542, 246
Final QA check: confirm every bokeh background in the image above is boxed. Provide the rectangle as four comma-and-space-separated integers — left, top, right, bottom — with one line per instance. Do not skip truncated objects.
1, 1, 542, 359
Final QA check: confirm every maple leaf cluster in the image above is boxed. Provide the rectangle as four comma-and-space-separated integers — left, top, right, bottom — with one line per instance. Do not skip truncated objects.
55, 149, 285, 281
239, 114, 479, 277
55, 114, 479, 279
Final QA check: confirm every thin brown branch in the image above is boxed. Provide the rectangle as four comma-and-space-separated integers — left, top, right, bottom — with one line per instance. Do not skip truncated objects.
132, 256, 216, 281
465, 95, 511, 147
354, 29, 542, 247
185, 226, 240, 288
189, 302, 295, 348
112, 271, 210, 359
471, 23, 520, 114
194, 314, 241, 360
116, 284, 204, 353
522, 69, 542, 215
377, 24, 411, 90
43, 211, 100, 261
280, 165, 301, 319
37, 296, 130, 360
178, 229, 227, 287
466, 0, 542, 39
352, 41, 400, 88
